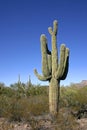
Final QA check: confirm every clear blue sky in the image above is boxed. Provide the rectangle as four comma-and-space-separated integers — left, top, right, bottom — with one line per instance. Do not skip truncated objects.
0, 0, 87, 86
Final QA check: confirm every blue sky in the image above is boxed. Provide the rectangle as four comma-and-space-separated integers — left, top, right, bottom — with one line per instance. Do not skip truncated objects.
0, 0, 87, 86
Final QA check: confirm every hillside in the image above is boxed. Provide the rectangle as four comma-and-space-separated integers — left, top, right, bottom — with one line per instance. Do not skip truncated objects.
72, 80, 87, 87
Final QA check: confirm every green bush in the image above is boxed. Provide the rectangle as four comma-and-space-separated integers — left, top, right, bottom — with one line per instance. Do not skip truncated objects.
0, 81, 87, 127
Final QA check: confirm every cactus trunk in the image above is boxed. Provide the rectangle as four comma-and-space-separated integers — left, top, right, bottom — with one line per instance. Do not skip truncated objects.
49, 78, 60, 115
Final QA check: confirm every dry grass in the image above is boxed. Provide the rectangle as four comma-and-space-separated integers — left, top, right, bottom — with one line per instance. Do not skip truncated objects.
0, 84, 87, 130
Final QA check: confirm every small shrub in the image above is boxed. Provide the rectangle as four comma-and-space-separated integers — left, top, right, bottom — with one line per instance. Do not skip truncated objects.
54, 108, 79, 130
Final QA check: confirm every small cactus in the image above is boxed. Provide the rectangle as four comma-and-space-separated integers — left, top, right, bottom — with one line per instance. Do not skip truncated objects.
34, 20, 70, 115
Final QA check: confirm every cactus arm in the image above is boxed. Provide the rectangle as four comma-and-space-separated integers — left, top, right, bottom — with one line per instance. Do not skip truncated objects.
48, 20, 58, 76
55, 44, 66, 79
61, 48, 69, 80
47, 53, 52, 74
46, 38, 52, 74
55, 45, 69, 80
53, 20, 58, 35
40, 34, 50, 77
48, 27, 53, 35
34, 69, 52, 81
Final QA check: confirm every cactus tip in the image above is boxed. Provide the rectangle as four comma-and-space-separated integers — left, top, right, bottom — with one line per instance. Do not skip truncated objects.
40, 34, 47, 41
66, 48, 70, 55
53, 20, 58, 25
60, 44, 66, 50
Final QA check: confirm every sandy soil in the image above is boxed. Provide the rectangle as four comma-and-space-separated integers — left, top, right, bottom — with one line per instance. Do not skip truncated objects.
0, 117, 87, 130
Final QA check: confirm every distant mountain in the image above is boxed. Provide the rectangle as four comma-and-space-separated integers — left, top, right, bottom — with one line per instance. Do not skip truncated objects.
76, 80, 87, 87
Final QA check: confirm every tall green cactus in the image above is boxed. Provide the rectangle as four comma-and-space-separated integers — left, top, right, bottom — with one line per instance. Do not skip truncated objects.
34, 20, 69, 115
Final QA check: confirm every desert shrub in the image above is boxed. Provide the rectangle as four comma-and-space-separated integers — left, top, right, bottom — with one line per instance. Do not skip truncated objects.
0, 86, 15, 97
0, 95, 11, 117
1, 95, 49, 121
60, 86, 77, 108
27, 95, 49, 116
0, 83, 49, 121
60, 85, 87, 120
8, 98, 26, 121
74, 86, 87, 106
60, 85, 87, 107
54, 108, 79, 130
0, 81, 87, 126
26, 86, 48, 96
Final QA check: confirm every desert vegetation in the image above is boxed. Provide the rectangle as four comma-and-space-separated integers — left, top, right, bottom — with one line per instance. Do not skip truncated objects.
0, 81, 87, 130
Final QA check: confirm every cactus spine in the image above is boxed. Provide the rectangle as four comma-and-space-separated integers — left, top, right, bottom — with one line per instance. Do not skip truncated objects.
34, 20, 69, 115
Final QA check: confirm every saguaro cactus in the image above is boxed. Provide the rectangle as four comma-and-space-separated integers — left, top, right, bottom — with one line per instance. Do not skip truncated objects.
34, 20, 69, 115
